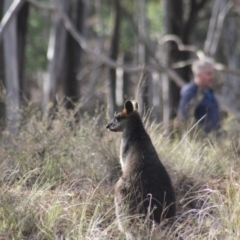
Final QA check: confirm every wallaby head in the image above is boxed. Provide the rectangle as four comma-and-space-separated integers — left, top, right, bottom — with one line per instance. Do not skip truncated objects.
106, 100, 138, 132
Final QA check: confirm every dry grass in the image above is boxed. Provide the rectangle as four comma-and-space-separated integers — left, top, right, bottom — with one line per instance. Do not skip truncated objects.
0, 103, 240, 239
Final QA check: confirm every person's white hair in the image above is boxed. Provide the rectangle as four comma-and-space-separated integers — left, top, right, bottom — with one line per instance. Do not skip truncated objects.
192, 57, 214, 74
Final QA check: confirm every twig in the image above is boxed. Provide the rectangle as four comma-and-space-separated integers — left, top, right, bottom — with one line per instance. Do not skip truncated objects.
172, 59, 195, 69
147, 193, 153, 219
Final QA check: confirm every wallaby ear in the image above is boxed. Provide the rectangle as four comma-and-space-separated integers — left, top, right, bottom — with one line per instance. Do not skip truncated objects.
131, 100, 138, 111
124, 100, 134, 115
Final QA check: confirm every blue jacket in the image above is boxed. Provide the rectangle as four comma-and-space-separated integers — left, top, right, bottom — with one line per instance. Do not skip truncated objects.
178, 82, 221, 133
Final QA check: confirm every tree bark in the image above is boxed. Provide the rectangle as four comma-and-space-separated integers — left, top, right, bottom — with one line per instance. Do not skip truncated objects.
122, 51, 133, 102
42, 0, 69, 113
17, 2, 29, 104
3, 0, 20, 135
137, 0, 153, 115
64, 0, 86, 109
107, 0, 121, 117
0, 1, 5, 128
0, 1, 5, 81
166, 0, 184, 121
0, 0, 25, 43
83, 0, 104, 109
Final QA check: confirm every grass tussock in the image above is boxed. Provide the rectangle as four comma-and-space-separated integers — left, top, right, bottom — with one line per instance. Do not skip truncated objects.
0, 103, 240, 239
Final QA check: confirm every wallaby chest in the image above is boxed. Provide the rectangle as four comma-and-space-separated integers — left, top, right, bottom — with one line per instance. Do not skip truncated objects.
120, 138, 129, 174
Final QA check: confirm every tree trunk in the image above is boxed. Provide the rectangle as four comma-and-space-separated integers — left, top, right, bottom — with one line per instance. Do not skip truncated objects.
107, 0, 121, 117
122, 51, 133, 102
222, 16, 240, 112
165, 0, 184, 121
137, 0, 153, 115
64, 0, 86, 109
42, 0, 69, 113
83, 0, 104, 109
0, 1, 5, 128
3, 0, 20, 135
17, 2, 29, 104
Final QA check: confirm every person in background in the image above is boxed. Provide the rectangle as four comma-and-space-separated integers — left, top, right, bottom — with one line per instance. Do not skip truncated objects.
177, 58, 221, 135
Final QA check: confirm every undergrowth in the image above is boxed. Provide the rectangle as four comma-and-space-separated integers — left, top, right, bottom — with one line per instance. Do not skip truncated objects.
0, 103, 240, 239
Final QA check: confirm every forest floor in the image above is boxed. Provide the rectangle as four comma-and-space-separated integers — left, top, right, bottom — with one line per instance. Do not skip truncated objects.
0, 104, 239, 239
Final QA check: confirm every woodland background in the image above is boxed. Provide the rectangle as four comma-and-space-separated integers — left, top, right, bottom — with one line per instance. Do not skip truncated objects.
1, 1, 240, 239
1, 0, 240, 134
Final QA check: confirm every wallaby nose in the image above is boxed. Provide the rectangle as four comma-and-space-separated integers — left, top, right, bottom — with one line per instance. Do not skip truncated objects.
106, 124, 110, 129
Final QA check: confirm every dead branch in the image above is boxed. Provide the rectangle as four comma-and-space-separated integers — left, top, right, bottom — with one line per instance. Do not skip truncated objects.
23, 0, 185, 88
168, 44, 240, 78
2, 0, 238, 89
171, 59, 195, 69
214, 63, 240, 76
159, 34, 197, 52
0, 0, 25, 43
51, 1, 186, 88
172, 58, 240, 77
27, 0, 240, 87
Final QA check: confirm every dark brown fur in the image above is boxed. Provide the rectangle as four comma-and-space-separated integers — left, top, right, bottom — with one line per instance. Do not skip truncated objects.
106, 100, 176, 239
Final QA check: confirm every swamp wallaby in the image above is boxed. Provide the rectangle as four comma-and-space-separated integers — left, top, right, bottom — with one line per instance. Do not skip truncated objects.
106, 100, 176, 239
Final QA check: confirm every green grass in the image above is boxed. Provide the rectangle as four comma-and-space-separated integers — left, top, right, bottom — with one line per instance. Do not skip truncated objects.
0, 104, 240, 239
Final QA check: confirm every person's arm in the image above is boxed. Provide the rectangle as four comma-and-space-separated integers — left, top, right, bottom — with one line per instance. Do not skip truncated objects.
177, 87, 199, 136
178, 89, 196, 121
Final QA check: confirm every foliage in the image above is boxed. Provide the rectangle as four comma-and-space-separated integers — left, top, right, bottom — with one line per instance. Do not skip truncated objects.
25, 3, 51, 77
0, 103, 240, 239
147, 0, 164, 38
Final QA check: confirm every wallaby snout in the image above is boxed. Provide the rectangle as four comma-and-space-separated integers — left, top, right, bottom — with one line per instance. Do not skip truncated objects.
106, 121, 117, 131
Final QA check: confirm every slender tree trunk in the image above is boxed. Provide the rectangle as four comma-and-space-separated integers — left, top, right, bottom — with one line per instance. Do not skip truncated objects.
137, 0, 153, 115
17, 2, 29, 104
137, 0, 146, 113
0, 1, 3, 24
64, 0, 86, 109
222, 17, 240, 112
166, 0, 183, 121
204, 0, 220, 54
84, 0, 104, 108
3, 0, 20, 135
107, 0, 121, 117
42, 0, 69, 113
0, 1, 5, 128
122, 51, 133, 102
